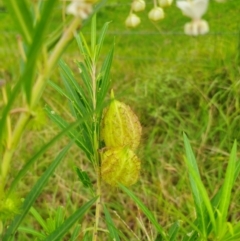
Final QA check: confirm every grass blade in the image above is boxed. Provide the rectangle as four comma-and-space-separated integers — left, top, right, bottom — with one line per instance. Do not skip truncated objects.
183, 156, 216, 235
119, 184, 167, 240
103, 205, 121, 241
69, 225, 81, 241
96, 46, 114, 110
7, 121, 79, 196
168, 221, 180, 241
29, 206, 48, 231
23, 0, 58, 103
3, 0, 33, 44
217, 140, 237, 237
96, 22, 110, 60
44, 105, 93, 160
17, 227, 46, 239
43, 197, 98, 241
3, 143, 72, 241
183, 133, 208, 237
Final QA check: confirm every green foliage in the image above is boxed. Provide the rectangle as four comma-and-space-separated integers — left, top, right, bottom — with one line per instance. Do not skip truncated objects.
2, 144, 72, 241
76, 167, 93, 191
103, 205, 121, 241
119, 183, 167, 240
121, 135, 240, 241
1, 1, 240, 241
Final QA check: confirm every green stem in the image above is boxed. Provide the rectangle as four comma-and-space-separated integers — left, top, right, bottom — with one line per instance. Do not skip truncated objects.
0, 17, 81, 193
93, 166, 101, 241
0, 149, 14, 190
31, 17, 81, 107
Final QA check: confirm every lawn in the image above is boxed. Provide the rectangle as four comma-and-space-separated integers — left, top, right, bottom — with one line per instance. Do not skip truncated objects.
1, 0, 240, 240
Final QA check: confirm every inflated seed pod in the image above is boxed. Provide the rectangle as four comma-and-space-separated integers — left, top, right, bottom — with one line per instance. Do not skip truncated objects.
101, 90, 142, 150
101, 147, 141, 187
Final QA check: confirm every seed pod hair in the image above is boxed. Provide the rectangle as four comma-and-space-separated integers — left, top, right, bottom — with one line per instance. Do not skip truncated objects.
101, 90, 142, 150
101, 147, 141, 187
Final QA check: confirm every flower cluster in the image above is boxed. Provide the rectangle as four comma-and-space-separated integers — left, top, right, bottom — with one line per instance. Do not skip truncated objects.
125, 0, 173, 28
176, 0, 209, 36
100, 90, 142, 186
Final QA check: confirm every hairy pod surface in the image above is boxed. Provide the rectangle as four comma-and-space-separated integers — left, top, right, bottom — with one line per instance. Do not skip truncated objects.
101, 96, 142, 150
101, 147, 141, 186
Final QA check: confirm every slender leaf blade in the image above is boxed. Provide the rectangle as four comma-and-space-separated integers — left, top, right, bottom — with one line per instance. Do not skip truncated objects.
217, 140, 237, 236
119, 184, 167, 240
7, 122, 79, 196
43, 197, 97, 241
3, 0, 33, 44
3, 144, 72, 241
169, 221, 180, 241
103, 205, 121, 241
23, 0, 58, 103
183, 133, 208, 237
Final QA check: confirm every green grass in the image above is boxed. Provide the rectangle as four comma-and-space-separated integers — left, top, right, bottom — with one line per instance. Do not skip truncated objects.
1, 0, 240, 240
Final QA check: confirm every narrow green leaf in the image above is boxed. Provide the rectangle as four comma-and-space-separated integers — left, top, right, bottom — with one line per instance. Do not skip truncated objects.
3, 144, 72, 241
59, 60, 92, 115
77, 62, 93, 101
96, 46, 114, 110
3, 0, 33, 44
55, 207, 65, 228
91, 14, 97, 55
7, 121, 79, 196
83, 231, 92, 240
23, 0, 58, 103
96, 22, 110, 60
77, 32, 92, 71
44, 105, 93, 160
217, 140, 237, 236
119, 184, 168, 240
155, 234, 164, 241
183, 133, 208, 237
29, 206, 48, 232
76, 168, 93, 190
0, 81, 22, 142
46, 217, 56, 234
69, 225, 81, 241
183, 156, 216, 235
103, 205, 121, 241
17, 227, 46, 239
169, 221, 180, 241
43, 197, 97, 241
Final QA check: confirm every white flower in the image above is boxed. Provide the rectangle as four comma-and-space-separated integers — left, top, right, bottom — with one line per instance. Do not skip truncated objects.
158, 0, 173, 7
131, 0, 146, 12
125, 13, 141, 28
176, 0, 209, 20
184, 19, 209, 36
148, 7, 164, 21
66, 0, 93, 19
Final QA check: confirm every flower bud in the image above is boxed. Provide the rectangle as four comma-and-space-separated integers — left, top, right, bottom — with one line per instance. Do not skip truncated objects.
184, 19, 209, 36
148, 7, 164, 21
101, 91, 142, 150
158, 0, 173, 7
101, 147, 141, 186
125, 13, 141, 28
131, 0, 146, 12
66, 0, 93, 19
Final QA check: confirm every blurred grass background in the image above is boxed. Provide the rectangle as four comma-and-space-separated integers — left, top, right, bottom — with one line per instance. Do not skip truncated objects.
1, 0, 240, 239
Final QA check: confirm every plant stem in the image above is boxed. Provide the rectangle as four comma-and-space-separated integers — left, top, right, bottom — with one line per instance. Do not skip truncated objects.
0, 17, 81, 193
93, 166, 101, 241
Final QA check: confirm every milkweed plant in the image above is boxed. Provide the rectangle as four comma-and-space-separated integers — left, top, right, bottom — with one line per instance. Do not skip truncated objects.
126, 0, 226, 36
0, 0, 240, 241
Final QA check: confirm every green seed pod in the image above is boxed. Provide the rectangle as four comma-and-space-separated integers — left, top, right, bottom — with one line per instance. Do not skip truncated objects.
101, 147, 141, 187
101, 90, 142, 150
